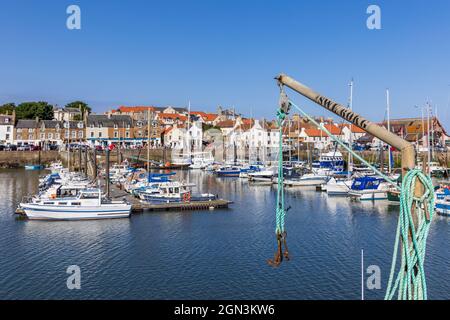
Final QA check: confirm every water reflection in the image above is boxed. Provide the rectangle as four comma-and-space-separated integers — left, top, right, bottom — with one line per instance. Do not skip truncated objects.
0, 169, 448, 300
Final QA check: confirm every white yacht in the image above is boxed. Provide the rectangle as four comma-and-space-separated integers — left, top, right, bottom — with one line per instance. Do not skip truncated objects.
284, 173, 329, 187
326, 177, 353, 196
20, 189, 131, 220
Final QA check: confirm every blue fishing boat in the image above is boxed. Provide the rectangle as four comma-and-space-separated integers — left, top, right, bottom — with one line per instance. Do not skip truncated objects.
215, 166, 241, 177
436, 197, 450, 216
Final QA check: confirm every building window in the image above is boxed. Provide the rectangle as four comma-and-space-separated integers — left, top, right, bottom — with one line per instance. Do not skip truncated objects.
6, 126, 11, 132
48, 133, 53, 139
55, 133, 60, 139
17, 134, 22, 140
28, 128, 33, 133
28, 134, 33, 140
78, 131, 83, 138
114, 124, 118, 129
17, 128, 22, 133
40, 133, 45, 139
6, 134, 10, 140
125, 131, 130, 138
71, 131, 76, 138
90, 132, 94, 138
114, 131, 118, 138
99, 132, 102, 138
65, 131, 69, 138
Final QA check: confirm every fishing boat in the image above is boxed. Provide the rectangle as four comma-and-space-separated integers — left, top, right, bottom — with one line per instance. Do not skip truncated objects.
348, 176, 390, 201
20, 188, 131, 220
436, 196, 450, 216
215, 166, 241, 177
312, 151, 345, 175
140, 181, 216, 203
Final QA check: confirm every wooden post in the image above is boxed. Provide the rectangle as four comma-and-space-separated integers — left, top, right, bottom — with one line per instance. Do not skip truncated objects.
78, 146, 82, 173
106, 148, 110, 198
93, 147, 97, 180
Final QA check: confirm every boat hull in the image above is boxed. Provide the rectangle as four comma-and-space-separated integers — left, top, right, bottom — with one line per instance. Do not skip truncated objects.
21, 204, 131, 220
349, 190, 388, 201
436, 201, 450, 216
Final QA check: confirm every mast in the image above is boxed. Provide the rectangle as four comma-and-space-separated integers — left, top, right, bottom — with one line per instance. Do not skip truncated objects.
386, 88, 391, 174
427, 102, 431, 172
147, 108, 150, 172
348, 79, 354, 177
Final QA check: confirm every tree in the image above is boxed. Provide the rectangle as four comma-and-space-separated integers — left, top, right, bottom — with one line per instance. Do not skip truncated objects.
15, 101, 54, 120
65, 101, 91, 119
0, 103, 16, 114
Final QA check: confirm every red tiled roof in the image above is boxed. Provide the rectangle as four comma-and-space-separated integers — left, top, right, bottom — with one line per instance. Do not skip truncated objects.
216, 120, 235, 128
114, 106, 156, 113
157, 113, 188, 121
338, 123, 366, 133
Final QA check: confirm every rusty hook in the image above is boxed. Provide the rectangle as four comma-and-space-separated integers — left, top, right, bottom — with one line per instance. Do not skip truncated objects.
267, 233, 283, 267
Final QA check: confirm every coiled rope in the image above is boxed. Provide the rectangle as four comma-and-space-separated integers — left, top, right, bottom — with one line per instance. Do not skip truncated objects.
385, 169, 435, 300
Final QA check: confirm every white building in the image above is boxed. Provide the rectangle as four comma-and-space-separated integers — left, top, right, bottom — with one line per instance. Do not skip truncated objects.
0, 112, 15, 144
187, 121, 203, 152
163, 125, 186, 149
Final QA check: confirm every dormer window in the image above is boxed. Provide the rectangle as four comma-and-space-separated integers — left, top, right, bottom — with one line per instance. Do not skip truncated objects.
77, 122, 84, 129
63, 122, 69, 129
4, 118, 9, 123
114, 124, 118, 129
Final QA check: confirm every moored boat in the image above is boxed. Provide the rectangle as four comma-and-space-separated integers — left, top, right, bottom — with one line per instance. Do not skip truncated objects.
20, 188, 131, 220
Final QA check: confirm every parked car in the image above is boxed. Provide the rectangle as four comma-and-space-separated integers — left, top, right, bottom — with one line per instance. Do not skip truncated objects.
48, 144, 59, 151
6, 144, 17, 151
31, 145, 41, 151
0, 145, 5, 151
95, 145, 104, 151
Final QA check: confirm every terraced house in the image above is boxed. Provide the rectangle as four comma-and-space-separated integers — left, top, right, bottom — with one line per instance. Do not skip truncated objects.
0, 111, 15, 144
14, 118, 85, 147
87, 114, 162, 147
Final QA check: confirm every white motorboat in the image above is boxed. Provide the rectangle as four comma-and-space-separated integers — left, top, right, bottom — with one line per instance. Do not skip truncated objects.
20, 188, 131, 220
348, 176, 391, 201
326, 177, 353, 196
284, 173, 329, 187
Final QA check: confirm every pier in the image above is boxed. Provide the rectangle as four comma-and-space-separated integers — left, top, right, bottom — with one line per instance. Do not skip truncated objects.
109, 183, 232, 213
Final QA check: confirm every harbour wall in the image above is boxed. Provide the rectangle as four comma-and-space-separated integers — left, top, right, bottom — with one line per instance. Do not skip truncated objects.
0, 151, 60, 168
1, 150, 449, 169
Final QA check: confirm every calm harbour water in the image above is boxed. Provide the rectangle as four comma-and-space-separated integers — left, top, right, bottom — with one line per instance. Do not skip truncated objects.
0, 168, 449, 300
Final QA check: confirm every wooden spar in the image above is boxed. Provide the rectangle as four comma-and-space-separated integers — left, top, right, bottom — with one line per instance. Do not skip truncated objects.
275, 74, 416, 175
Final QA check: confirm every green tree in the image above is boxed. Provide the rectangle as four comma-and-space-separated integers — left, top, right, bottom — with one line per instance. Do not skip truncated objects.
65, 101, 91, 119
16, 101, 54, 120
0, 103, 16, 114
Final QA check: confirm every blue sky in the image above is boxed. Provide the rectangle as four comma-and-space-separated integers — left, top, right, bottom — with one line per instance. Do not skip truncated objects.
1, 0, 449, 130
